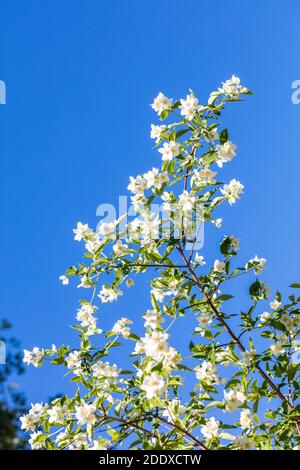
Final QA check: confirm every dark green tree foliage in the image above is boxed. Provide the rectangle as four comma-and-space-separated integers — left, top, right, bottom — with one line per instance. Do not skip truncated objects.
0, 319, 27, 449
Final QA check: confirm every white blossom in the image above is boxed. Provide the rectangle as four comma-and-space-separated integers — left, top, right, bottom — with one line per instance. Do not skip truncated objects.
92, 360, 121, 381
66, 350, 82, 371
195, 361, 219, 384
98, 285, 122, 303
75, 402, 97, 426
59, 275, 69, 285
224, 389, 246, 411
270, 340, 285, 356
98, 221, 117, 238
259, 311, 272, 325
213, 259, 225, 273
113, 239, 128, 256
140, 372, 166, 399
151, 92, 173, 116
191, 168, 217, 187
127, 175, 147, 194
111, 317, 132, 338
150, 124, 166, 143
270, 299, 281, 310
143, 309, 164, 330
179, 93, 200, 120
241, 350, 256, 364
29, 431, 45, 449
246, 255, 267, 274
215, 141, 237, 167
23, 347, 44, 367
218, 75, 248, 98
240, 409, 252, 429
194, 253, 206, 265
158, 141, 180, 161
201, 417, 219, 439
235, 436, 253, 450
178, 190, 196, 212
220, 179, 244, 205
196, 312, 212, 335
73, 222, 91, 241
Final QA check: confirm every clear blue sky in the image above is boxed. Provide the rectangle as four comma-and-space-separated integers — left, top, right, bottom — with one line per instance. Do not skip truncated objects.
1, 0, 300, 405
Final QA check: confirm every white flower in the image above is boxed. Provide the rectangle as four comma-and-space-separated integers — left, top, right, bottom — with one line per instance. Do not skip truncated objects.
131, 193, 147, 211
246, 255, 267, 274
20, 403, 48, 431
48, 404, 69, 424
213, 218, 222, 228
154, 171, 169, 189
20, 413, 36, 431
259, 311, 271, 325
270, 299, 281, 310
23, 347, 44, 367
113, 240, 128, 256
98, 221, 117, 238
235, 436, 253, 450
29, 431, 45, 449
66, 350, 82, 370
59, 275, 69, 285
72, 433, 88, 449
201, 417, 219, 439
270, 340, 284, 356
241, 350, 256, 364
215, 141, 237, 167
140, 372, 166, 399
111, 317, 132, 338
240, 409, 252, 429
195, 361, 219, 384
73, 222, 91, 241
220, 179, 244, 205
127, 175, 147, 194
179, 93, 200, 120
76, 303, 97, 328
150, 124, 166, 143
218, 75, 247, 98
194, 253, 206, 265
75, 402, 97, 426
224, 389, 246, 411
196, 312, 212, 335
143, 310, 164, 330
213, 259, 225, 273
161, 191, 174, 211
191, 168, 217, 187
178, 190, 196, 212
143, 167, 159, 188
204, 127, 219, 142
92, 361, 121, 381
158, 141, 180, 161
141, 331, 169, 358
98, 285, 121, 303
151, 92, 173, 115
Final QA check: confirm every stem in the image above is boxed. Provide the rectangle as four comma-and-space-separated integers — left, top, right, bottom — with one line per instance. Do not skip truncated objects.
157, 416, 208, 450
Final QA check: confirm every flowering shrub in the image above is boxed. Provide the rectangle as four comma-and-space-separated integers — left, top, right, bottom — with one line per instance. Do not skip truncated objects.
21, 76, 300, 450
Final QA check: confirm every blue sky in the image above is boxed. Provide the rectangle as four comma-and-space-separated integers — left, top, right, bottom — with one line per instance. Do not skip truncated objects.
1, 0, 300, 406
